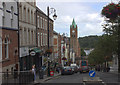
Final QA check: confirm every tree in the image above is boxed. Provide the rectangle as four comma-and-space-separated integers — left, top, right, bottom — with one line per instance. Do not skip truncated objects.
101, 2, 120, 72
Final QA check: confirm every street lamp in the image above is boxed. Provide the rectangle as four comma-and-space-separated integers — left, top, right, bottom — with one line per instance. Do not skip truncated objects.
47, 6, 57, 76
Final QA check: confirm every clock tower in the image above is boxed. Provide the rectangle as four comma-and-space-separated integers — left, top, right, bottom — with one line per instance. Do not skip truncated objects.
70, 19, 81, 63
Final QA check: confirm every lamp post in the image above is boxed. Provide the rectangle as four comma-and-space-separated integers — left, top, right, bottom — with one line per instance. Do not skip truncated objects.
47, 6, 57, 76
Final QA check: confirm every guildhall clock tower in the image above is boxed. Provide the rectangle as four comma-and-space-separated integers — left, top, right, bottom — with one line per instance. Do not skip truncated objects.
70, 19, 81, 63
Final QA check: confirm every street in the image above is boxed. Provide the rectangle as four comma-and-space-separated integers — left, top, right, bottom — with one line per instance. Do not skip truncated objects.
39, 72, 120, 85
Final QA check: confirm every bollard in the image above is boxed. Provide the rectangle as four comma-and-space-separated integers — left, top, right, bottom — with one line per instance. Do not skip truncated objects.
39, 69, 43, 79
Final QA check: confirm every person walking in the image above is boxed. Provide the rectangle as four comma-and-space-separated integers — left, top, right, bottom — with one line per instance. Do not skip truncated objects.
32, 65, 36, 83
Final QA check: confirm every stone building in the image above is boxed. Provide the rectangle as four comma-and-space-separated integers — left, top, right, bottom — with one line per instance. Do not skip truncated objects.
70, 19, 81, 64
19, 1, 37, 71
0, 1, 19, 73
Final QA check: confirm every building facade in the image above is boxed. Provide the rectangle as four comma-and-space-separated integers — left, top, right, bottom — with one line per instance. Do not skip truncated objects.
53, 31, 59, 65
19, 1, 37, 71
36, 7, 54, 70
0, 1, 19, 73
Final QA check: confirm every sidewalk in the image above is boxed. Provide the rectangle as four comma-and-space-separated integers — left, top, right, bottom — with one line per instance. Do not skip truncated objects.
34, 72, 61, 84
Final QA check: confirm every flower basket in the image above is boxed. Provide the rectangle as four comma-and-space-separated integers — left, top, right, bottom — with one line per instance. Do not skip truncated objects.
46, 48, 52, 54
101, 3, 120, 20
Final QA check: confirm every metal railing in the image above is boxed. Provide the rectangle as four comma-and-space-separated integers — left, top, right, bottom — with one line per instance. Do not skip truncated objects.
1, 70, 34, 85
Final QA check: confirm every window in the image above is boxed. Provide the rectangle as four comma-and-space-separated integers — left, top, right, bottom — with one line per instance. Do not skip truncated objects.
2, 2, 5, 17
24, 7, 26, 22
41, 33, 42, 46
4, 37, 9, 59
40, 17, 42, 28
10, 6, 14, 27
28, 9, 30, 23
37, 16, 39, 28
38, 33, 40, 47
43, 18, 45, 29
46, 34, 47, 45
2, 2, 5, 26
0, 37, 2, 61
28, 30, 30, 44
34, 13, 36, 25
19, 28, 22, 45
45, 19, 47, 30
10, 6, 13, 20
31, 11, 33, 24
24, 28, 27, 44
19, 4, 22, 20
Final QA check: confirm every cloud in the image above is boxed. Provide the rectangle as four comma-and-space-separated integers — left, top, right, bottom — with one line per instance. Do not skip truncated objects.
37, 1, 107, 37
36, 0, 118, 2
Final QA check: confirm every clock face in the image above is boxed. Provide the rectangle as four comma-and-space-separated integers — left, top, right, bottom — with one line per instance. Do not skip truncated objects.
72, 30, 75, 33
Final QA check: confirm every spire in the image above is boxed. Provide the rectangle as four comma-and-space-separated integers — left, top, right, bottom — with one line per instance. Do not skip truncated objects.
70, 18, 77, 28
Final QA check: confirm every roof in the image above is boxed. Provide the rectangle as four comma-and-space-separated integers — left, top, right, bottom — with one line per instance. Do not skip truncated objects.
70, 18, 77, 28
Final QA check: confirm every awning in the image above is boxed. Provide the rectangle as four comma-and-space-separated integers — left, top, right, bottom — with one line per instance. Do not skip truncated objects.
30, 48, 42, 54
32, 48, 42, 53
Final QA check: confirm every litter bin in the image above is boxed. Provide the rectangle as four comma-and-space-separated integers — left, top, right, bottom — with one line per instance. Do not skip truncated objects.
50, 71, 54, 76
39, 68, 43, 79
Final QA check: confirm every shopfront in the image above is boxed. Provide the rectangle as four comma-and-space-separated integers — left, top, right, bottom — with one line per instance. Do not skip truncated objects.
19, 47, 29, 71
29, 48, 42, 73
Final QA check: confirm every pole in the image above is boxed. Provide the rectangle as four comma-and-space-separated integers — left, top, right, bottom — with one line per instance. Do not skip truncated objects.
47, 6, 50, 76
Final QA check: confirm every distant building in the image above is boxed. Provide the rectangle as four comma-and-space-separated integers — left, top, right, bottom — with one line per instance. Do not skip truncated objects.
0, 1, 19, 73
53, 31, 58, 64
70, 19, 81, 64
84, 48, 94, 56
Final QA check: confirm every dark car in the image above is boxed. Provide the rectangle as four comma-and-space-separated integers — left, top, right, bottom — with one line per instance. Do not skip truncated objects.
79, 66, 89, 73
71, 66, 78, 73
61, 66, 73, 75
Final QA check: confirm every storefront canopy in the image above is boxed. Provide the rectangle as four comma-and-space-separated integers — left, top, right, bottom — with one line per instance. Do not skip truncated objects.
32, 48, 42, 53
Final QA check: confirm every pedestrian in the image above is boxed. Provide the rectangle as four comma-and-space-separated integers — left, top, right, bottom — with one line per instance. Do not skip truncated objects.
32, 65, 36, 82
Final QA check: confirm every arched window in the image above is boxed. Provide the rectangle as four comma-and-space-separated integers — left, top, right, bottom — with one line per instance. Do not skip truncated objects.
4, 37, 9, 59
0, 37, 2, 60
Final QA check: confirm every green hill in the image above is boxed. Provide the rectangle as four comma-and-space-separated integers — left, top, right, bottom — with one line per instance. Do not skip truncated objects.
78, 35, 100, 49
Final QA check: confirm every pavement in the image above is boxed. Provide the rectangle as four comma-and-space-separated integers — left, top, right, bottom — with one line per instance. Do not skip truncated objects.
33, 72, 61, 84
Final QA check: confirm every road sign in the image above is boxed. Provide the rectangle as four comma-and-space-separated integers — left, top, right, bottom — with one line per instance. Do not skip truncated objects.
89, 70, 96, 77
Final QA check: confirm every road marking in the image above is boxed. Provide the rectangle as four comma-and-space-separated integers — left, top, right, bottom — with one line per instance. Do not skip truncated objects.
102, 81, 107, 85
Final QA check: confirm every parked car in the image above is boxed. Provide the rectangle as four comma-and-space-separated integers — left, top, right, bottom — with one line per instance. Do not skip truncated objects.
61, 66, 73, 75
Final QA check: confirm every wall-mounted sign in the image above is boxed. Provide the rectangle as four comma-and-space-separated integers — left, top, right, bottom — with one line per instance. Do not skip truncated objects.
20, 47, 29, 57
30, 51, 36, 56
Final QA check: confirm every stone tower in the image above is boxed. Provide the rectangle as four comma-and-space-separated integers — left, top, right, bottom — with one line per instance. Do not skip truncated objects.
70, 19, 81, 61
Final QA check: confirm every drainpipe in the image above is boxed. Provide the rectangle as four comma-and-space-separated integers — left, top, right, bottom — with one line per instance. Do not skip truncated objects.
17, 0, 20, 71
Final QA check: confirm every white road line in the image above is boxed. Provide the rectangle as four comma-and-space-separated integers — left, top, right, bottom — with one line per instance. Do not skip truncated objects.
102, 81, 107, 85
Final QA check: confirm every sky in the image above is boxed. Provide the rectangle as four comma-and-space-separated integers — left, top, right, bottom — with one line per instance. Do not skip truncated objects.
36, 0, 119, 37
